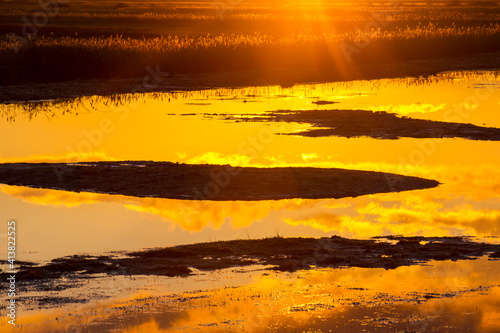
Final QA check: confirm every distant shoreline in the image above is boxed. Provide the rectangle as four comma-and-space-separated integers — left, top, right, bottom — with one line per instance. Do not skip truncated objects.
1, 52, 499, 104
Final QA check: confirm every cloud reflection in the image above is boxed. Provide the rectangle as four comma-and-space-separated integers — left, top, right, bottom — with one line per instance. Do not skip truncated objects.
13, 257, 500, 332
2, 159, 500, 238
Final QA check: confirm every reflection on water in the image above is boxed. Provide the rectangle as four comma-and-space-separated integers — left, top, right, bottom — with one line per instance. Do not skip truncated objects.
9, 257, 500, 332
0, 71, 499, 165
1, 71, 500, 332
2, 159, 499, 260
0, 71, 500, 261
1, 71, 499, 121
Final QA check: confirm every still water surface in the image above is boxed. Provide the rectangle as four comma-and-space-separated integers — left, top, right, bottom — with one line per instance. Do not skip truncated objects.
1, 71, 500, 332
10, 257, 500, 332
0, 71, 499, 262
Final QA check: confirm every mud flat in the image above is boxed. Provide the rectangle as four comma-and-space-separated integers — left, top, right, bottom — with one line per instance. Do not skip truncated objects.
225, 109, 500, 140
3, 236, 500, 284
0, 161, 438, 201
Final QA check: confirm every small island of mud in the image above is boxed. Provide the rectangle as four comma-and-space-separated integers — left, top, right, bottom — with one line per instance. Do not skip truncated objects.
4, 236, 500, 285
0, 161, 439, 201
220, 109, 500, 140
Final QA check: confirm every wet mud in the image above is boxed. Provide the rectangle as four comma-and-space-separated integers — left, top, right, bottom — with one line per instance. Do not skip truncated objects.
0, 161, 439, 201
221, 109, 500, 140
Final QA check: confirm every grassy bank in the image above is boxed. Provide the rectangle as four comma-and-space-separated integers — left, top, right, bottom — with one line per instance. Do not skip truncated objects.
1, 1, 499, 85
1, 24, 500, 84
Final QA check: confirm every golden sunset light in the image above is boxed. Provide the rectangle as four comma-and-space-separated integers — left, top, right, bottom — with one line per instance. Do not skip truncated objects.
1, 1, 500, 332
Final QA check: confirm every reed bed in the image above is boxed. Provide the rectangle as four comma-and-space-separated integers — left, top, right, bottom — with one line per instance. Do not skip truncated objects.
2, 7, 499, 24
1, 22, 500, 84
3, 23, 500, 52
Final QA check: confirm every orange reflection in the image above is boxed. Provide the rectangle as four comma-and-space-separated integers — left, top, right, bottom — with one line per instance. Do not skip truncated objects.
10, 258, 500, 332
369, 102, 447, 114
2, 154, 500, 239
1, 70, 500, 261
0, 185, 295, 232
1, 71, 499, 166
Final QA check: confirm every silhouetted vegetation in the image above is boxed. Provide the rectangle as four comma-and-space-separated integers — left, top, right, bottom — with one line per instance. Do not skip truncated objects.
1, 1, 499, 85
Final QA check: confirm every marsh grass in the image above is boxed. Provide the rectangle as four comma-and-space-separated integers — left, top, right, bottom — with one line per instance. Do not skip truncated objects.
1, 0, 500, 84
1, 23, 500, 84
